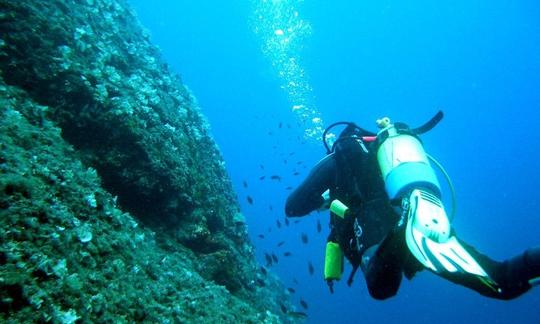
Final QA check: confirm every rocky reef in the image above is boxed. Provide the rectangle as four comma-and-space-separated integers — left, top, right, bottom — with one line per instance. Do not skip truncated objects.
0, 0, 293, 322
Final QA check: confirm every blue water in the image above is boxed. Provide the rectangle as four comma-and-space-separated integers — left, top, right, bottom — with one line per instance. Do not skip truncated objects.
128, 1, 540, 323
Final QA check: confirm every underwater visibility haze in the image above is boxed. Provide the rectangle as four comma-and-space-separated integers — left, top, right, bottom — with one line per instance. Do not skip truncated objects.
128, 0, 540, 322
1, 0, 539, 322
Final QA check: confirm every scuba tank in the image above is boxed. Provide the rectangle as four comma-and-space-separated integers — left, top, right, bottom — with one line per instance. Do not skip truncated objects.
375, 117, 441, 200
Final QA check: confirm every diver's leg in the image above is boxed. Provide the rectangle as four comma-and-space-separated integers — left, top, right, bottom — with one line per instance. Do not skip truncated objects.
361, 228, 407, 300
436, 242, 540, 300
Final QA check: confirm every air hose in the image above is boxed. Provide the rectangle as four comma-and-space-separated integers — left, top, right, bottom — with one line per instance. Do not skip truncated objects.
427, 153, 457, 222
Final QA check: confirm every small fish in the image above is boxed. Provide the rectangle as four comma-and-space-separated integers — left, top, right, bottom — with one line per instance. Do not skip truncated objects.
301, 233, 308, 244
279, 303, 287, 313
277, 241, 285, 247
296, 161, 303, 165
285, 186, 293, 190
268, 131, 274, 135
259, 176, 266, 180
317, 219, 322, 233
258, 234, 265, 239
293, 172, 300, 176
308, 262, 314, 275
269, 205, 273, 211
283, 252, 292, 257
289, 152, 295, 156
285, 218, 290, 226
279, 122, 283, 129
260, 267, 267, 275
276, 219, 282, 228
256, 278, 266, 287
293, 278, 299, 284
286, 123, 291, 129
283, 159, 288, 164
260, 164, 265, 170
270, 175, 282, 181
294, 220, 300, 224
271, 253, 279, 264
264, 253, 273, 266
267, 227, 272, 232
300, 300, 309, 310
247, 196, 253, 205
288, 311, 307, 320
287, 287, 296, 293
243, 180, 248, 188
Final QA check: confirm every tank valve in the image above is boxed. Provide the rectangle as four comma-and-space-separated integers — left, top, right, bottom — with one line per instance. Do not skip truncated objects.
376, 117, 391, 129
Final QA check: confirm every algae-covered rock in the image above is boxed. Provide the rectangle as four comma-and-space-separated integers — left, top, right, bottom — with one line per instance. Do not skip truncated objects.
0, 0, 295, 322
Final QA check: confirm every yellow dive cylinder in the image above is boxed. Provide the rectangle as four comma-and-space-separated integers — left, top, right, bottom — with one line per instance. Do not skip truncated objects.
324, 241, 343, 281
376, 119, 441, 199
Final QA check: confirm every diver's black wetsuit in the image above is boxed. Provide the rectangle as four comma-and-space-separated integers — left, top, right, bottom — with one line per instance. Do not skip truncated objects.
285, 126, 540, 300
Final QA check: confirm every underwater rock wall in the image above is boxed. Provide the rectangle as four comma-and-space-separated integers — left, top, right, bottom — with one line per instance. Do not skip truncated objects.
0, 0, 289, 322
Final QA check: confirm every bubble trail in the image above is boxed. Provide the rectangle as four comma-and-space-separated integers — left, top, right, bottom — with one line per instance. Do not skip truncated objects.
251, 0, 324, 140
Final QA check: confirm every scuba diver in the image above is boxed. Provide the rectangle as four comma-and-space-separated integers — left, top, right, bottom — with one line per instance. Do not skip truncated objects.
285, 111, 540, 300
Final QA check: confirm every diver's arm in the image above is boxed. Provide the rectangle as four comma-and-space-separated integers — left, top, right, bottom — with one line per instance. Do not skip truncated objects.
285, 154, 336, 217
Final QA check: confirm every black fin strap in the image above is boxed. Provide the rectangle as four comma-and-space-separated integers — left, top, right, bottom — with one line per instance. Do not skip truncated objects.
412, 110, 444, 135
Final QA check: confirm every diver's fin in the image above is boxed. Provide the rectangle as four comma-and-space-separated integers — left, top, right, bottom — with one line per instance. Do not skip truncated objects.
404, 190, 496, 285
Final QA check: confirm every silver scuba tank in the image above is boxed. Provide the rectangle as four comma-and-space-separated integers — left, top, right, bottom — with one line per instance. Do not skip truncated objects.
375, 117, 441, 200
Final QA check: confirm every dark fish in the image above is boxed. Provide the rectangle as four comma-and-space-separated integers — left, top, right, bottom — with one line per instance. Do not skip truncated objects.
270, 175, 282, 181
268, 131, 274, 135
293, 172, 300, 176
259, 176, 266, 180
264, 253, 273, 266
260, 164, 265, 170
317, 219, 322, 233
247, 196, 253, 205
301, 233, 308, 244
308, 261, 314, 275
285, 218, 290, 226
287, 287, 296, 293
260, 267, 267, 275
279, 122, 283, 129
268, 227, 272, 232
276, 219, 282, 228
277, 241, 285, 247
243, 180, 248, 188
283, 252, 292, 257
271, 253, 279, 263
256, 278, 266, 287
279, 303, 287, 313
300, 300, 309, 310
293, 278, 299, 284
269, 205, 273, 211
296, 161, 303, 165
287, 123, 291, 129
283, 159, 288, 164
285, 186, 293, 190
289, 152, 295, 156
294, 220, 300, 224
258, 234, 265, 239
288, 311, 308, 319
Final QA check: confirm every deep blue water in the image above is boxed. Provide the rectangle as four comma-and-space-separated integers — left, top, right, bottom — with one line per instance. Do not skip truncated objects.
128, 1, 540, 323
